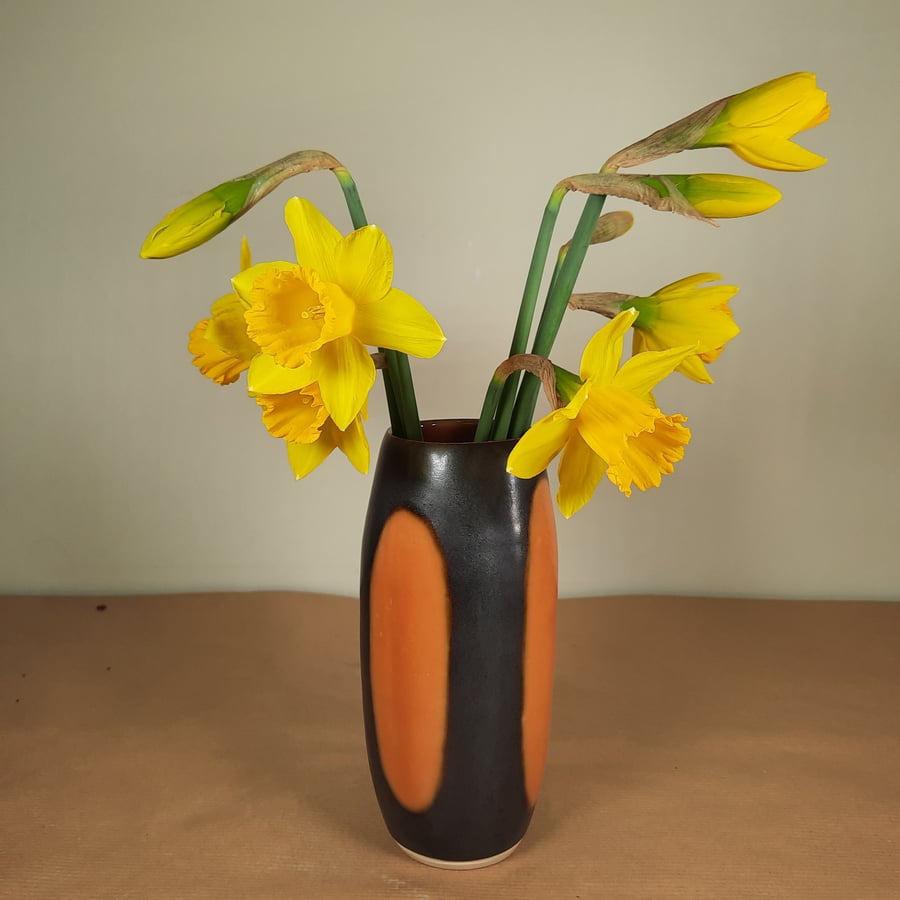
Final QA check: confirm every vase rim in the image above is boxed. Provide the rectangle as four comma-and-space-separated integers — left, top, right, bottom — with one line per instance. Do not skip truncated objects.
387, 419, 517, 446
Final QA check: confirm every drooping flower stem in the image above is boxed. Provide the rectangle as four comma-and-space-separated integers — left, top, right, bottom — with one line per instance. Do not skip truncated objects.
334, 167, 421, 440
509, 192, 608, 439
474, 355, 562, 442
332, 167, 367, 226
480, 184, 568, 441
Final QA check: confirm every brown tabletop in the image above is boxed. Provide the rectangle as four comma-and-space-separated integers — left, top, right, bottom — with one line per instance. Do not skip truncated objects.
2, 592, 899, 899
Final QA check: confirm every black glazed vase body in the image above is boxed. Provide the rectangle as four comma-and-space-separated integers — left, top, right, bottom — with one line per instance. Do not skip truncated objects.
359, 420, 558, 869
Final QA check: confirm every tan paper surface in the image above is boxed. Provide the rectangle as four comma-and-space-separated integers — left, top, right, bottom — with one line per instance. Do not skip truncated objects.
2, 593, 899, 898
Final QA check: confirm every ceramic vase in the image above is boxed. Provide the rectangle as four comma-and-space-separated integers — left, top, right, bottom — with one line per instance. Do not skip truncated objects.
359, 419, 558, 869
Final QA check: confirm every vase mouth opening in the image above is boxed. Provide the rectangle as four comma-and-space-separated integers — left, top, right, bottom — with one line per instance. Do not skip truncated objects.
388, 419, 519, 446
418, 419, 477, 443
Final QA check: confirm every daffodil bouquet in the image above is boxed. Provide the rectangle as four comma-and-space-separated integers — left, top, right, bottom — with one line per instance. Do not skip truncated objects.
141, 73, 828, 517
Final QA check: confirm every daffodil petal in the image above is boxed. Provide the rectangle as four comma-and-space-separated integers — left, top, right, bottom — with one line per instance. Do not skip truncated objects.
239, 235, 252, 271
247, 353, 315, 395
507, 410, 573, 478
636, 299, 738, 353
312, 337, 376, 430
286, 435, 335, 479
631, 329, 653, 356
729, 137, 828, 172
807, 102, 831, 129
330, 416, 370, 474
614, 345, 700, 397
676, 353, 714, 384
578, 309, 638, 383
699, 345, 725, 363
656, 273, 723, 297
354, 287, 446, 358
285, 197, 341, 280
556, 430, 608, 518
727, 73, 822, 129
333, 224, 394, 305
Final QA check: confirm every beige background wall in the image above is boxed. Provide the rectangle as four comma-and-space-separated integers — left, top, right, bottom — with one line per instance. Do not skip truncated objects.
2, 0, 898, 599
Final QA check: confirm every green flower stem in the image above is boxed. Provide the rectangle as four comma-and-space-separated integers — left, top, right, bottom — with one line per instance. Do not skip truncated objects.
333, 167, 367, 229
479, 184, 568, 441
376, 364, 402, 441
509, 193, 608, 439
474, 370, 509, 442
334, 167, 421, 440
547, 244, 568, 304
383, 350, 422, 439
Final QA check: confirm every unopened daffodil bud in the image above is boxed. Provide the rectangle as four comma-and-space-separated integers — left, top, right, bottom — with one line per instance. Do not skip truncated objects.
563, 172, 781, 222
140, 149, 344, 259
693, 72, 829, 171
603, 72, 829, 173
644, 173, 782, 218
561, 210, 634, 256
141, 178, 256, 259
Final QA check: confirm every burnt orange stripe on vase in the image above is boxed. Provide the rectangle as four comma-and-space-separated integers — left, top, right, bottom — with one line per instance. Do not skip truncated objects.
369, 508, 450, 813
522, 479, 558, 808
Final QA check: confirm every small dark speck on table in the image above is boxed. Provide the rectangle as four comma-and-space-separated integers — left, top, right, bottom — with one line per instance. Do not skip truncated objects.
95, 604, 107, 612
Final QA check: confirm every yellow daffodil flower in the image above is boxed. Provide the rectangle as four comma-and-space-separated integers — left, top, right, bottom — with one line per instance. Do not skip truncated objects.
232, 198, 445, 430
507, 309, 694, 517
626, 273, 740, 383
188, 238, 367, 472
694, 72, 829, 171
188, 237, 257, 384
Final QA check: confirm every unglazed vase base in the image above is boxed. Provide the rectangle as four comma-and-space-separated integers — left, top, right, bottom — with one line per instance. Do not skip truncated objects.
396, 839, 521, 870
